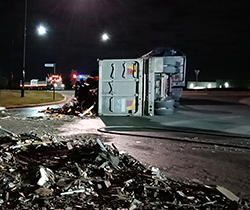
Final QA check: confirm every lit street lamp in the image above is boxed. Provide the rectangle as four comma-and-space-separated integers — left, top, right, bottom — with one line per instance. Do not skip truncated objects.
102, 33, 109, 41
101, 33, 125, 58
37, 26, 47, 35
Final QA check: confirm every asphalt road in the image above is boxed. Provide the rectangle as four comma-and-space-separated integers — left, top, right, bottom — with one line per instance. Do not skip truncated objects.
5, 90, 250, 137
2, 90, 250, 196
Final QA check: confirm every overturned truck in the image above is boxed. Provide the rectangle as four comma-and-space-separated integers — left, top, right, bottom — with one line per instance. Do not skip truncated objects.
75, 47, 186, 116
98, 47, 186, 116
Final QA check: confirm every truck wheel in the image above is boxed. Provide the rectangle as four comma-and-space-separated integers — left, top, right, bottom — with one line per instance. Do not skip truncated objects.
154, 100, 174, 109
154, 107, 174, 115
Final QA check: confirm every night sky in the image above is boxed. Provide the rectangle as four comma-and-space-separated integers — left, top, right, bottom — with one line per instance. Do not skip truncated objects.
0, 0, 249, 83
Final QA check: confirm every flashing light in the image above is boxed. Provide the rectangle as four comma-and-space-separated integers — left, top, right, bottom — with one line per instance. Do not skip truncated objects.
72, 73, 77, 79
78, 74, 83, 79
49, 74, 62, 82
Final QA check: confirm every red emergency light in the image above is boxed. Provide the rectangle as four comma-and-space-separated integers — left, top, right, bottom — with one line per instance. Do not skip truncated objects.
49, 74, 62, 82
72, 73, 77, 79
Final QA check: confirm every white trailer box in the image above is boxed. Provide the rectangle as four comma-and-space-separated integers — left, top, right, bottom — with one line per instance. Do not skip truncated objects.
98, 48, 186, 116
98, 59, 144, 116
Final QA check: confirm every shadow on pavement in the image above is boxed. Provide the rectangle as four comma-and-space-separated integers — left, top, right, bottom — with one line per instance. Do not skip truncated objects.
180, 98, 239, 106
100, 116, 250, 149
178, 105, 231, 115
100, 116, 248, 138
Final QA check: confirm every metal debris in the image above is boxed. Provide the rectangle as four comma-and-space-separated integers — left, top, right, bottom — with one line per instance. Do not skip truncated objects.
216, 186, 240, 202
40, 97, 96, 118
0, 132, 249, 209
41, 75, 98, 118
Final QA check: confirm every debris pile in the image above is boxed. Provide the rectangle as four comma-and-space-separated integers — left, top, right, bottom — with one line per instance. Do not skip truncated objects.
40, 98, 96, 118
41, 74, 99, 118
0, 132, 249, 209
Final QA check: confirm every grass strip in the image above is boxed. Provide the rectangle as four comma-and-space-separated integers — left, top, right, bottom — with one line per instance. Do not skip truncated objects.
0, 90, 64, 107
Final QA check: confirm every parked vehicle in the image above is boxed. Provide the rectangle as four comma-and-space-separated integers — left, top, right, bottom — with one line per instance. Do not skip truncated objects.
48, 74, 65, 90
20, 74, 65, 90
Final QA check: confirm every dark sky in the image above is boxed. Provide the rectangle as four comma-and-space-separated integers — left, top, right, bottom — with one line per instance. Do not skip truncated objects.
0, 0, 249, 82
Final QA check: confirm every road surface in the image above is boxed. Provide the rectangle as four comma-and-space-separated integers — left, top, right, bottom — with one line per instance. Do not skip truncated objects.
1, 90, 250, 197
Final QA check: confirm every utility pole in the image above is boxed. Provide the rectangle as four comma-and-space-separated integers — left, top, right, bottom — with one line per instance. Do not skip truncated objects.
21, 0, 27, 97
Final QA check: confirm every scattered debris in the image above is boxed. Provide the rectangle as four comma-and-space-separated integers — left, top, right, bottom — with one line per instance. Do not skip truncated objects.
0, 130, 249, 209
40, 97, 96, 118
43, 75, 99, 118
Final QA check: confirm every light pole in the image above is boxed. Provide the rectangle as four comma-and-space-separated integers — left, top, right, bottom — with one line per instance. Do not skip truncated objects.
21, 0, 27, 97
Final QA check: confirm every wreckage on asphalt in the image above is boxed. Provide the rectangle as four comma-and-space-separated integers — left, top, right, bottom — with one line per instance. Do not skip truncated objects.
0, 128, 249, 209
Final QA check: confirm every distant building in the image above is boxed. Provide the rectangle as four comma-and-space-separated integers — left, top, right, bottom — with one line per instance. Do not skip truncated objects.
187, 81, 216, 89
187, 80, 250, 90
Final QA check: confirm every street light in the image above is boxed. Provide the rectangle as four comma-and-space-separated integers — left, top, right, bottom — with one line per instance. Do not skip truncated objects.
101, 33, 109, 41
21, 0, 27, 97
37, 26, 47, 35
101, 33, 125, 57
21, 0, 47, 97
